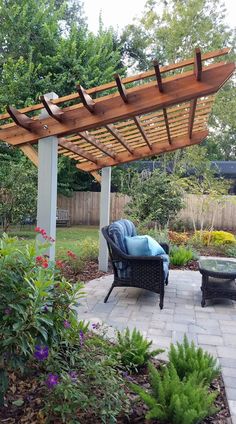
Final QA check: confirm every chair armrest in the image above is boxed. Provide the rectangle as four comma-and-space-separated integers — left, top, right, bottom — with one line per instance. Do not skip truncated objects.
160, 243, 169, 254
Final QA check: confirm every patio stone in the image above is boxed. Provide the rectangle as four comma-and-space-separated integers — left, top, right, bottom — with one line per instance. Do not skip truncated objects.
80, 270, 236, 421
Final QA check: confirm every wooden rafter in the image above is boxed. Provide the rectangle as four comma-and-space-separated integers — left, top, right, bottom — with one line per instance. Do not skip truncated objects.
2, 61, 234, 146
58, 138, 100, 164
105, 124, 134, 154
133, 116, 152, 150
78, 131, 117, 159
41, 96, 65, 122
114, 74, 128, 103
6, 106, 36, 131
20, 144, 38, 166
194, 48, 202, 81
162, 108, 172, 145
76, 84, 95, 113
154, 60, 163, 92
188, 99, 198, 139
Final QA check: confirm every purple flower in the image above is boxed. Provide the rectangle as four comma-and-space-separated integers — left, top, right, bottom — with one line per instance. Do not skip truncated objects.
43, 305, 49, 313
4, 307, 12, 315
69, 371, 78, 382
79, 330, 84, 346
45, 373, 59, 389
63, 320, 71, 329
92, 322, 100, 330
34, 345, 49, 361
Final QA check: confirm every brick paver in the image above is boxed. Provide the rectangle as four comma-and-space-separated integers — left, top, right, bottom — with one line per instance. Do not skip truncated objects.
77, 270, 236, 422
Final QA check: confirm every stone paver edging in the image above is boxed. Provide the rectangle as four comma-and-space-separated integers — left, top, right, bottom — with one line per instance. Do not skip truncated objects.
77, 270, 236, 423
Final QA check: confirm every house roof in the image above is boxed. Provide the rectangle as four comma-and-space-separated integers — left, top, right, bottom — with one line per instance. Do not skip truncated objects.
0, 48, 234, 177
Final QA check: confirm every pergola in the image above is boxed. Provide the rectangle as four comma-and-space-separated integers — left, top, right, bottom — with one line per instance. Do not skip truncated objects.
0, 47, 235, 270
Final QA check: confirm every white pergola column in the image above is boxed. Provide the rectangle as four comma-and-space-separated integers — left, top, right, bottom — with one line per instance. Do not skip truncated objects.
99, 167, 111, 271
37, 92, 58, 260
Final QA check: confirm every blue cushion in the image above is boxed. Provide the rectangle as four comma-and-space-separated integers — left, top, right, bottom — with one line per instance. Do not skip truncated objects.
125, 235, 166, 256
108, 219, 137, 254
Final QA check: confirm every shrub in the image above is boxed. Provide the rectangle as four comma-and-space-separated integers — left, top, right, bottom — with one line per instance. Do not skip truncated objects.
193, 230, 236, 246
225, 244, 236, 258
114, 328, 164, 371
131, 362, 217, 423
139, 226, 170, 245
168, 230, 189, 245
0, 232, 84, 405
168, 335, 219, 385
43, 334, 129, 423
170, 246, 196, 266
80, 237, 99, 261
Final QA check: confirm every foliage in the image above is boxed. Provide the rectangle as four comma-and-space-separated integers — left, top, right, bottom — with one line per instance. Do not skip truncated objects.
193, 230, 236, 246
170, 246, 196, 266
125, 170, 184, 227
80, 237, 99, 261
131, 362, 217, 423
138, 225, 170, 245
168, 231, 189, 245
43, 334, 129, 423
0, 159, 37, 231
168, 335, 220, 386
114, 328, 163, 371
122, 0, 236, 159
0, 232, 84, 404
225, 244, 236, 258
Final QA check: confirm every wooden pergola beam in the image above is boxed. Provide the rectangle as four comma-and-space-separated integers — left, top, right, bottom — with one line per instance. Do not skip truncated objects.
154, 60, 163, 92
133, 116, 152, 150
6, 106, 36, 131
90, 171, 101, 183
78, 131, 117, 159
58, 138, 100, 164
188, 99, 198, 139
114, 74, 128, 103
41, 95, 65, 122
76, 84, 95, 113
2, 61, 233, 146
0, 48, 229, 122
163, 108, 172, 145
105, 123, 134, 154
76, 130, 208, 172
20, 144, 39, 166
194, 48, 202, 81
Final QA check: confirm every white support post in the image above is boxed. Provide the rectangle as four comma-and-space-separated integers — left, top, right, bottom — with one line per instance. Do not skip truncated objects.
37, 92, 58, 260
99, 167, 111, 271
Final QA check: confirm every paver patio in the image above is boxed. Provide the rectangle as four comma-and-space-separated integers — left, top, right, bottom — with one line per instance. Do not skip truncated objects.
77, 270, 236, 423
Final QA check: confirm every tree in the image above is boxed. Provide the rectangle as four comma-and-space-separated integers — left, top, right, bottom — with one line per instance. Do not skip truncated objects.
125, 169, 184, 227
121, 0, 236, 160
0, 159, 37, 231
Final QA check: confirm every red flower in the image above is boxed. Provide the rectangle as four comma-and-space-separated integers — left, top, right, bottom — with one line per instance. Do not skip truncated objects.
35, 227, 41, 233
55, 260, 64, 269
36, 256, 43, 262
42, 261, 49, 268
67, 250, 77, 259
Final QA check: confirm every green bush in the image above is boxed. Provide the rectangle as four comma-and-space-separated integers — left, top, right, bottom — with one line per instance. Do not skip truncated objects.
0, 232, 84, 405
114, 328, 164, 371
193, 230, 236, 246
131, 362, 217, 424
225, 244, 236, 258
43, 334, 129, 423
170, 246, 196, 266
80, 237, 99, 261
169, 335, 219, 385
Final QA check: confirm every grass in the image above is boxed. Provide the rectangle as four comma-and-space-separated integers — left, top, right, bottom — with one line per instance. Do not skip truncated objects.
0, 225, 99, 260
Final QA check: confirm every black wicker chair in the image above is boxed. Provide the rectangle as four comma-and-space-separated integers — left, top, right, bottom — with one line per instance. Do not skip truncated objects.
102, 224, 169, 309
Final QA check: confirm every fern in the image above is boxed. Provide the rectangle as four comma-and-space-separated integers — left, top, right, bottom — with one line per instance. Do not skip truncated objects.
169, 335, 219, 385
131, 362, 218, 424
114, 328, 164, 371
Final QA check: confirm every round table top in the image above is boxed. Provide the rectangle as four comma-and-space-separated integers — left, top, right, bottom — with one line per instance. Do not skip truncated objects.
198, 257, 236, 278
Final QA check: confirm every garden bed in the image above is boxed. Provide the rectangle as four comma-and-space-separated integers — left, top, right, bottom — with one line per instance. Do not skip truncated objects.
0, 360, 230, 424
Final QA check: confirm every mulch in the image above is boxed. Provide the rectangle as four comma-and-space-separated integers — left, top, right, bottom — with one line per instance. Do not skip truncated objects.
0, 359, 230, 423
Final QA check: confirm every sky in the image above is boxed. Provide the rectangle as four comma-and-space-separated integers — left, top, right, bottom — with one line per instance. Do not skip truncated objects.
83, 0, 236, 33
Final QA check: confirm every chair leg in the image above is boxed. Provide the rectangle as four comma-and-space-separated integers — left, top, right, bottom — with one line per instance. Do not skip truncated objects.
159, 294, 164, 310
104, 284, 115, 303
165, 273, 169, 286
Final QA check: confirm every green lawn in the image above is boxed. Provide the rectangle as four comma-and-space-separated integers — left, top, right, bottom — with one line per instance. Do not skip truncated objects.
1, 225, 99, 259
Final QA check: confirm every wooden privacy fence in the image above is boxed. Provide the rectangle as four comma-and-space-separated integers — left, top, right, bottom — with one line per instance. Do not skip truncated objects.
57, 192, 236, 230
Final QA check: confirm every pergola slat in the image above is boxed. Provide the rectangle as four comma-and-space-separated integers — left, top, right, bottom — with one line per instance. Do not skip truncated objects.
76, 84, 95, 113
78, 131, 117, 159
188, 99, 198, 138
163, 108, 172, 144
194, 48, 202, 81
58, 138, 100, 164
133, 116, 152, 150
154, 60, 163, 93
114, 74, 128, 103
105, 124, 134, 154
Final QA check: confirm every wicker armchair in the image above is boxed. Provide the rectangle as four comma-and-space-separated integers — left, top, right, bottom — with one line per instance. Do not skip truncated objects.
102, 220, 169, 309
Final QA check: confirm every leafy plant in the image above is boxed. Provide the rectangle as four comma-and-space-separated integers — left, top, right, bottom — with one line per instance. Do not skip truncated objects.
170, 246, 196, 266
168, 335, 220, 385
114, 328, 164, 371
193, 230, 236, 246
0, 232, 84, 405
131, 362, 217, 423
80, 237, 99, 261
225, 244, 236, 258
168, 231, 189, 245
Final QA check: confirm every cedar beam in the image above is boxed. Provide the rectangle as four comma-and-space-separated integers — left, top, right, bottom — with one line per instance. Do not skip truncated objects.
6, 106, 36, 131
90, 171, 101, 183
188, 99, 198, 138
105, 124, 134, 154
20, 144, 38, 166
133, 116, 152, 150
1, 62, 234, 146
76, 130, 208, 172
59, 138, 99, 164
41, 95, 65, 122
76, 84, 95, 113
153, 60, 163, 92
194, 48, 202, 81
114, 74, 128, 103
79, 131, 117, 159
163, 108, 172, 145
